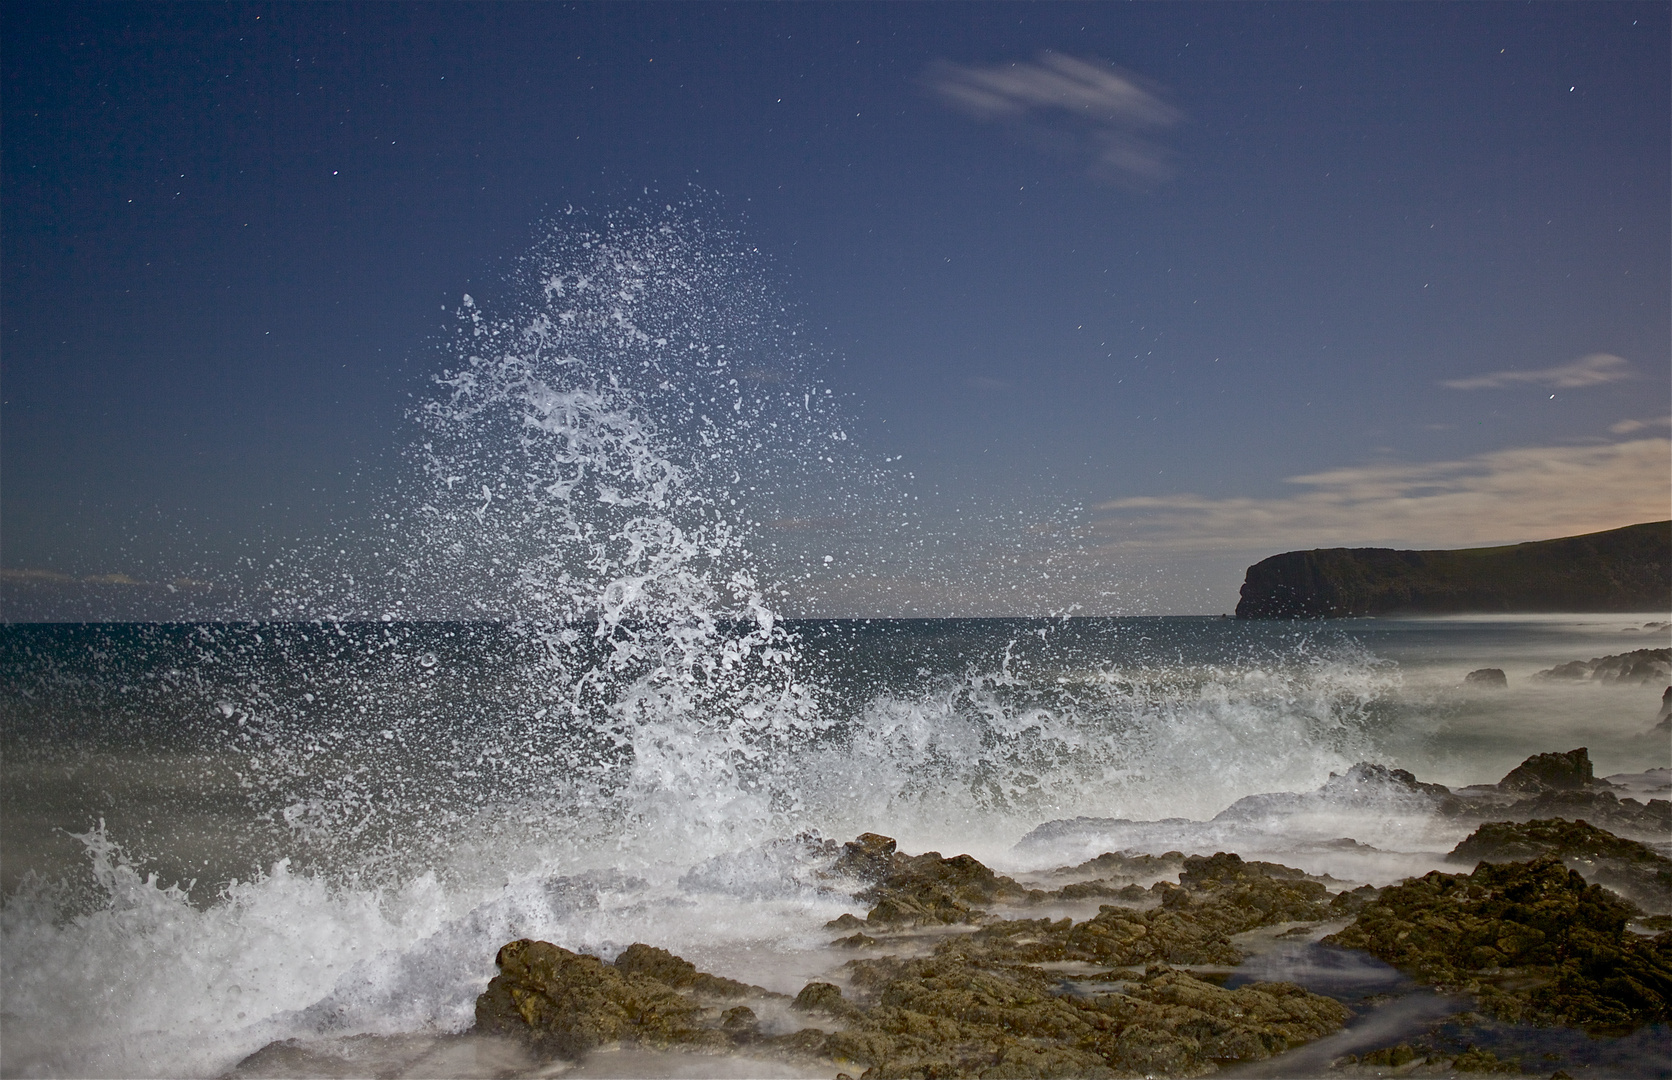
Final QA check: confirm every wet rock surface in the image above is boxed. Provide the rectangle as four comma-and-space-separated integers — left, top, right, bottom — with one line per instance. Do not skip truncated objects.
474, 939, 776, 1059
1323, 856, 1672, 1033
477, 840, 1358, 1077
1446, 817, 1672, 915
476, 807, 1672, 1076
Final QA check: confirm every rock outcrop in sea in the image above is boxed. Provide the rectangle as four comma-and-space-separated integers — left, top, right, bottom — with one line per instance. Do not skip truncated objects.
1463, 667, 1507, 687
1324, 857, 1671, 1033
1535, 648, 1672, 685
1233, 520, 1671, 618
471, 750, 1672, 1078
1445, 817, 1672, 915
474, 836, 1367, 1077
1019, 749, 1671, 868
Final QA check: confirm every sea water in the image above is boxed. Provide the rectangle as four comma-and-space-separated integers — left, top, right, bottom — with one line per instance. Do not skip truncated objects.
2, 208, 1668, 1078
4, 622, 1666, 1078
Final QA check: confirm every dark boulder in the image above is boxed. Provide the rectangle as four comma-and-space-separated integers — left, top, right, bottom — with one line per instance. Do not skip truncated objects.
1497, 747, 1598, 792
1465, 668, 1508, 687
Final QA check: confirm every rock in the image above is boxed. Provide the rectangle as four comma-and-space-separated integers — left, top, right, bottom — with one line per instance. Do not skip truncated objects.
613, 942, 757, 998
1465, 668, 1508, 687
477, 839, 1363, 1076
1535, 649, 1672, 685
1446, 749, 1672, 841
1445, 818, 1672, 914
832, 832, 898, 882
829, 957, 1349, 1078
1655, 685, 1671, 729
791, 981, 857, 1018
1496, 747, 1599, 792
720, 1005, 758, 1033
1486, 787, 1672, 841
1323, 856, 1672, 1033
474, 939, 734, 1059
825, 836, 1042, 929
1221, 761, 1470, 818
1234, 521, 1671, 618
1021, 749, 1672, 855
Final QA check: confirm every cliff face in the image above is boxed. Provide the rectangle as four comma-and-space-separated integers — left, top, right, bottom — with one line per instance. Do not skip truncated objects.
1235, 521, 1671, 619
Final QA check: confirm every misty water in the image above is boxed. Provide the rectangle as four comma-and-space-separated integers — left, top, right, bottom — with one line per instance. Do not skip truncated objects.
2, 212, 1667, 1078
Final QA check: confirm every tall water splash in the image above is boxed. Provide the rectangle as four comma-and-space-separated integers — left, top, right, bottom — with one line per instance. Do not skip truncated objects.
388, 205, 869, 856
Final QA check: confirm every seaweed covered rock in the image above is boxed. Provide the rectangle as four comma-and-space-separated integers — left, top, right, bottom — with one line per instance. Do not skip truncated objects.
1324, 856, 1672, 1032
1175, 851, 1337, 930
1447, 818, 1672, 914
473, 938, 802, 1062
828, 835, 1044, 928
475, 940, 731, 1058
827, 838, 1341, 941
861, 851, 1338, 973
476, 936, 1354, 1077
826, 958, 1350, 1078
477, 840, 1366, 1077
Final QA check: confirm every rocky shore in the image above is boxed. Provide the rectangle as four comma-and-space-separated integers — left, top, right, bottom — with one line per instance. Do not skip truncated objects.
468, 750, 1671, 1079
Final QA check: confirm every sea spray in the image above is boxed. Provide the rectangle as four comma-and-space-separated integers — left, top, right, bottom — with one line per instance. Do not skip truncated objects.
2, 209, 1440, 1079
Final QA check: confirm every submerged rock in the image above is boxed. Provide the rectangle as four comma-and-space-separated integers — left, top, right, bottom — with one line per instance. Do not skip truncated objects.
1324, 856, 1672, 1033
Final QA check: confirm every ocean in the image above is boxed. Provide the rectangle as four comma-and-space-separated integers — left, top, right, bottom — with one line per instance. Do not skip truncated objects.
1, 613, 1668, 1077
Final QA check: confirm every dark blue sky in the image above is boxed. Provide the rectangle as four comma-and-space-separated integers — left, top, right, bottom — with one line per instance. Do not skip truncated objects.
4, 2, 1668, 617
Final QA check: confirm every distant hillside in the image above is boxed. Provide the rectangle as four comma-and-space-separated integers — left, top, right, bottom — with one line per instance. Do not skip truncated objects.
1235, 521, 1671, 619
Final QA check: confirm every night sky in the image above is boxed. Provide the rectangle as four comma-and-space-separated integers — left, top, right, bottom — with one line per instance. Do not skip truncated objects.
3, 2, 1668, 618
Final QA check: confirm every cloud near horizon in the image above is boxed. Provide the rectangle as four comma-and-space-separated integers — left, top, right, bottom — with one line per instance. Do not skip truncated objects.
1609, 415, 1671, 435
1092, 437, 1671, 553
1441, 352, 1632, 390
926, 52, 1182, 183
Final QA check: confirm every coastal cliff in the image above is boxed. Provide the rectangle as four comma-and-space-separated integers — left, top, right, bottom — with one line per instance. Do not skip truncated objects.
1235, 520, 1671, 618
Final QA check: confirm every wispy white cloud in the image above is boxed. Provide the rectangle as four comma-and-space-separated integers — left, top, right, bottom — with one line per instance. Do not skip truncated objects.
926, 53, 1182, 183
1091, 437, 1671, 552
1441, 352, 1632, 390
1609, 415, 1671, 435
